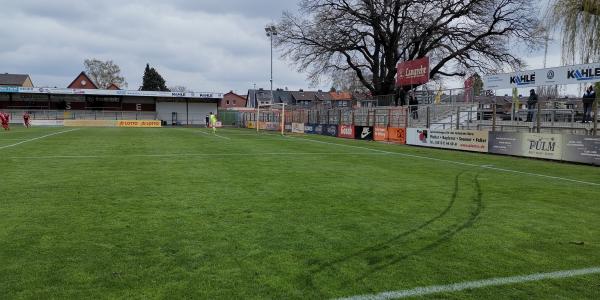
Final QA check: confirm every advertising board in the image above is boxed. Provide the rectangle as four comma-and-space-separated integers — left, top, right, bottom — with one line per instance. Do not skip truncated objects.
387, 127, 406, 144
354, 126, 374, 140
338, 125, 355, 139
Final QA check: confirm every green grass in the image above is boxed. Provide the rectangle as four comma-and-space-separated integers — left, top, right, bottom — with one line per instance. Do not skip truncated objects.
0, 126, 599, 299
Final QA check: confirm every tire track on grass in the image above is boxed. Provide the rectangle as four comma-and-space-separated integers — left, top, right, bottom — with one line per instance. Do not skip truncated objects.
350, 173, 484, 283
298, 171, 468, 296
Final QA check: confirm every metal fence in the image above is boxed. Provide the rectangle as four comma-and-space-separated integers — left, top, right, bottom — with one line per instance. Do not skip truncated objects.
237, 98, 599, 135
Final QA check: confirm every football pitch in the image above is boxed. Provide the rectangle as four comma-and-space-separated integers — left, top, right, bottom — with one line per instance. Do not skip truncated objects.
1, 126, 599, 299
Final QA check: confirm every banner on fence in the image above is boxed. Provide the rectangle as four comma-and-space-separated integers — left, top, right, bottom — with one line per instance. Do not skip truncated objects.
31, 120, 65, 126
247, 121, 256, 129
284, 124, 292, 132
488, 132, 563, 160
259, 122, 279, 131
483, 62, 600, 90
374, 127, 388, 141
322, 125, 338, 137
354, 126, 374, 140
64, 120, 117, 127
304, 124, 317, 134
292, 123, 305, 134
406, 128, 429, 146
388, 127, 406, 144
488, 132, 522, 156
561, 135, 600, 165
407, 128, 488, 152
117, 120, 162, 127
338, 125, 354, 139
522, 133, 563, 160
314, 124, 324, 135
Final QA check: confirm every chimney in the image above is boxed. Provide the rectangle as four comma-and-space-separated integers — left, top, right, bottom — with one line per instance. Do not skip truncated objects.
259, 88, 264, 91
299, 89, 304, 92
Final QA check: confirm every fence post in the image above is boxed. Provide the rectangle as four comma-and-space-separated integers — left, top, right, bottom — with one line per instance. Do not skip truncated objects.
404, 106, 409, 128
456, 106, 460, 130
426, 106, 431, 129
492, 104, 497, 132
536, 101, 542, 133
594, 98, 598, 136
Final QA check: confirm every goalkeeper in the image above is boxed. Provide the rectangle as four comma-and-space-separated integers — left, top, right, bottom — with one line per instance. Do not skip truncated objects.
209, 112, 218, 134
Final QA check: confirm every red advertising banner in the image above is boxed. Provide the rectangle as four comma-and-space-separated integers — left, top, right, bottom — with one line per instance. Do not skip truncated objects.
388, 128, 406, 144
338, 125, 355, 139
396, 57, 430, 87
374, 127, 388, 141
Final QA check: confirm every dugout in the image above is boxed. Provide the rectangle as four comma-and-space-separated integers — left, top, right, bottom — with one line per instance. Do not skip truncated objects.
0, 87, 222, 125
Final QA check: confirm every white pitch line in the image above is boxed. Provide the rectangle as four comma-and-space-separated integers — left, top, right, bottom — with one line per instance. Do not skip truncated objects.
5, 152, 384, 160
188, 129, 231, 140
284, 135, 600, 187
336, 266, 600, 300
0, 129, 80, 150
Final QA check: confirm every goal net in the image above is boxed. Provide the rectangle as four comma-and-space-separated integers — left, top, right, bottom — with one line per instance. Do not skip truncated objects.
256, 103, 287, 135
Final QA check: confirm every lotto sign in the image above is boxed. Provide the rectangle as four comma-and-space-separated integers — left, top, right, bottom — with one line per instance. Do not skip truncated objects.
374, 127, 388, 141
338, 125, 354, 139
117, 120, 162, 127
247, 121, 256, 129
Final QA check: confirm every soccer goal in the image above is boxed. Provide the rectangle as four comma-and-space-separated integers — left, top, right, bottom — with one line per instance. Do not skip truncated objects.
256, 103, 287, 135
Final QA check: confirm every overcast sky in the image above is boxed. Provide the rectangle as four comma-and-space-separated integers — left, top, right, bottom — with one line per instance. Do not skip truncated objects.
1, 0, 563, 95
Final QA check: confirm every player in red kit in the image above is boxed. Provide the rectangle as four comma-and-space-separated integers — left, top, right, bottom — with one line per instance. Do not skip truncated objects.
23, 112, 31, 128
0, 112, 10, 131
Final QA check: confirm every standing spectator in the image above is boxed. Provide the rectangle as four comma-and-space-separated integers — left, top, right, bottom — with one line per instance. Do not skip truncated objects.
409, 92, 419, 119
205, 114, 210, 128
526, 89, 538, 122
582, 86, 595, 123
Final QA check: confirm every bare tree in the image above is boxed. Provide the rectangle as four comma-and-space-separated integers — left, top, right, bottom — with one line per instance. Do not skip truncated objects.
276, 0, 542, 96
84, 59, 128, 89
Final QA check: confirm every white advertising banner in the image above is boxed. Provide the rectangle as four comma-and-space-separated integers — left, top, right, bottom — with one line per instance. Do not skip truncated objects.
407, 128, 489, 153
291, 123, 305, 134
483, 62, 600, 90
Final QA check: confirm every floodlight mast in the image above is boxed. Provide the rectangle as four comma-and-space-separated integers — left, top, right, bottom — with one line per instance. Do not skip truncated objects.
265, 24, 277, 107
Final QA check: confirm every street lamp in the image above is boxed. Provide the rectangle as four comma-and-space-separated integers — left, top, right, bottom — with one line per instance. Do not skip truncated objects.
265, 24, 277, 104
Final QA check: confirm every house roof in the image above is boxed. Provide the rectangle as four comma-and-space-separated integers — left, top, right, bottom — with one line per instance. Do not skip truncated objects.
330, 91, 353, 101
316, 91, 332, 101
0, 74, 31, 86
67, 72, 99, 89
246, 89, 274, 107
290, 91, 319, 101
107, 83, 121, 90
224, 91, 247, 101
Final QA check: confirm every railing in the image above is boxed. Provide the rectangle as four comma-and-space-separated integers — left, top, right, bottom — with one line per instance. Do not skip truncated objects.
238, 99, 599, 135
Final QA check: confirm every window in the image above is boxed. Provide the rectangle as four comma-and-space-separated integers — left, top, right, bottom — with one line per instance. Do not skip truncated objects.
226, 100, 230, 105
233, 100, 236, 105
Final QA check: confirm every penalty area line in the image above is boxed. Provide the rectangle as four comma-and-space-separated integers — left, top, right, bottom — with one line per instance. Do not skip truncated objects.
335, 266, 600, 300
0, 129, 80, 150
283, 135, 600, 187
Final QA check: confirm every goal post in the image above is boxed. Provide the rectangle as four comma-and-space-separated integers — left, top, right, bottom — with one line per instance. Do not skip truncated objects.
256, 103, 286, 135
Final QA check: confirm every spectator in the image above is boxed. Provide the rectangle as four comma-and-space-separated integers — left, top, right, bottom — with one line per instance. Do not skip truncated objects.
409, 92, 419, 119
526, 89, 538, 122
582, 86, 595, 123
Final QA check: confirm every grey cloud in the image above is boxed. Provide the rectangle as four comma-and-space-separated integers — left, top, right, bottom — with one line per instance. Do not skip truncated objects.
0, 0, 317, 93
